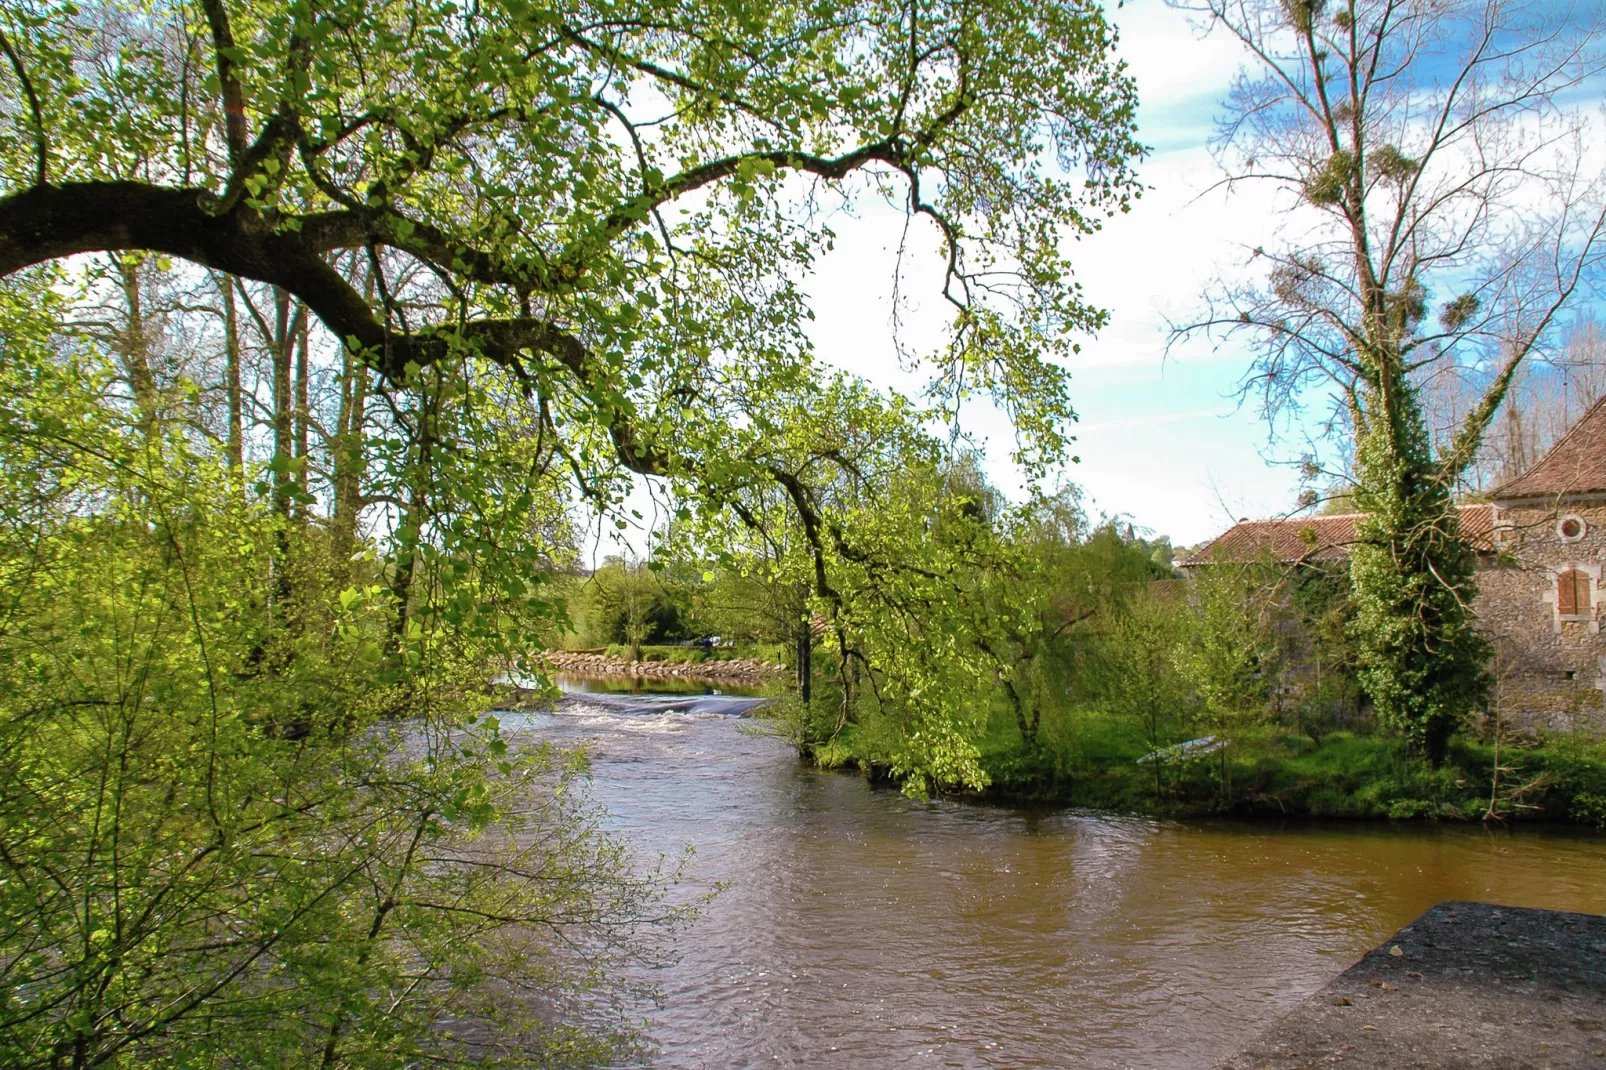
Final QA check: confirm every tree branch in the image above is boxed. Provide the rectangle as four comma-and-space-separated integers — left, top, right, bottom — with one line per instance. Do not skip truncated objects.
0, 27, 47, 185
199, 0, 249, 166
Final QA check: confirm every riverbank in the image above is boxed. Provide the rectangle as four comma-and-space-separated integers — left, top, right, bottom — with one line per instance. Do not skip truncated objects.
539, 648, 784, 683
800, 715, 1606, 825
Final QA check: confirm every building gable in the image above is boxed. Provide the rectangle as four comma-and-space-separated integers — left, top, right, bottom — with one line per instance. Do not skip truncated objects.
1494, 394, 1606, 502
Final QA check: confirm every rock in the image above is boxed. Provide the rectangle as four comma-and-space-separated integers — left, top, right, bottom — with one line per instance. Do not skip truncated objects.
1218, 901, 1606, 1069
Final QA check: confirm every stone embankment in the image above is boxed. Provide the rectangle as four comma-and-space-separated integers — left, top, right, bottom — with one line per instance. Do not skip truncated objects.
539, 649, 783, 683
1219, 900, 1606, 1068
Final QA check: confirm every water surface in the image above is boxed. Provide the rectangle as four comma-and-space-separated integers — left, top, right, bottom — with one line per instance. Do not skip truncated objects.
501, 689, 1606, 1069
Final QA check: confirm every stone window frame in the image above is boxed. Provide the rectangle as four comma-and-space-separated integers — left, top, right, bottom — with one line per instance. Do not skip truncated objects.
1551, 562, 1602, 632
1558, 514, 1588, 544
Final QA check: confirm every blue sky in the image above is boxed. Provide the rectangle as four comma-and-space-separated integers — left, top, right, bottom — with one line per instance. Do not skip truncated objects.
804, 0, 1311, 550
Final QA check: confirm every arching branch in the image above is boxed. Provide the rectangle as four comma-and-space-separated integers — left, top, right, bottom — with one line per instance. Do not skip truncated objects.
0, 28, 47, 185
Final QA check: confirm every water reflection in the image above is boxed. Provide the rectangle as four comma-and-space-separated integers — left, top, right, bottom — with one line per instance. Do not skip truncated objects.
499, 692, 1606, 1069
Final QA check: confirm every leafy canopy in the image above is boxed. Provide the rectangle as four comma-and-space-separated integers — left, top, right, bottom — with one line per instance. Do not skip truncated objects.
1, 0, 1143, 783
1, 0, 1140, 475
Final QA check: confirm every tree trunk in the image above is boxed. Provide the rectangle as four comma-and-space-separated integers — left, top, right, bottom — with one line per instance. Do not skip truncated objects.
268, 288, 306, 611
331, 351, 368, 579
220, 273, 243, 483
387, 372, 435, 654
271, 287, 294, 524
293, 314, 310, 520
796, 585, 812, 704
796, 625, 812, 704
113, 255, 159, 435
331, 270, 374, 579
1003, 676, 1034, 749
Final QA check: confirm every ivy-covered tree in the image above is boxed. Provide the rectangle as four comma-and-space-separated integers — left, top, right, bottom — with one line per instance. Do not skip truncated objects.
1173, 0, 1606, 762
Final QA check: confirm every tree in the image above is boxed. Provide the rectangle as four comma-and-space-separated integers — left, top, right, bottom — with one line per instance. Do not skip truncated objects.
0, 0, 1141, 783
1172, 559, 1275, 798
1087, 587, 1189, 801
979, 498, 1171, 753
0, 274, 681, 1066
1422, 315, 1606, 489
587, 558, 681, 661
1173, 0, 1606, 762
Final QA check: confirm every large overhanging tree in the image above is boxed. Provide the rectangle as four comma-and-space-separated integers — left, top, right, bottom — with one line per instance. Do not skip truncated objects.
1174, 0, 1606, 762
0, 1, 1141, 1061
0, 0, 1137, 462
0, 0, 1140, 775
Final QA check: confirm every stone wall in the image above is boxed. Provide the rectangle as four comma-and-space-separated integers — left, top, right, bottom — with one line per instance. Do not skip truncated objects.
1476, 499, 1606, 736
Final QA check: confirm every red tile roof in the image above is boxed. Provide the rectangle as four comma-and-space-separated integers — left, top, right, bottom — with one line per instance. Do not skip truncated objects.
1178, 504, 1497, 568
1493, 395, 1606, 500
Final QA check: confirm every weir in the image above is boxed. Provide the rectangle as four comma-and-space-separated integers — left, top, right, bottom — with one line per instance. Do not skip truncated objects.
1220, 901, 1606, 1068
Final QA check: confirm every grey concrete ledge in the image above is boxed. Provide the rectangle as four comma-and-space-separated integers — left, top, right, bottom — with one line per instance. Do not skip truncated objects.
1219, 900, 1606, 1069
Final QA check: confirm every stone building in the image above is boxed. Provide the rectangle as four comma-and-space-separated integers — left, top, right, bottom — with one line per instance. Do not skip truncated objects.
1476, 396, 1606, 734
1180, 396, 1606, 736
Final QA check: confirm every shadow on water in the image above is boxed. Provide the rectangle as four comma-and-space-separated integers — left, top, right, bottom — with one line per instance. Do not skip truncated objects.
499, 689, 1606, 1070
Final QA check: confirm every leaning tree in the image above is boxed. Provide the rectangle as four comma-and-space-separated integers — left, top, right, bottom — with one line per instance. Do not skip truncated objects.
0, 2, 1144, 1061
1173, 0, 1606, 762
0, 0, 1140, 777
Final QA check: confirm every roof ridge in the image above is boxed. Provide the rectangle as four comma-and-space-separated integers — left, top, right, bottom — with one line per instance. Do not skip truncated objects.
1180, 502, 1496, 568
1493, 392, 1606, 498
1239, 505, 1490, 525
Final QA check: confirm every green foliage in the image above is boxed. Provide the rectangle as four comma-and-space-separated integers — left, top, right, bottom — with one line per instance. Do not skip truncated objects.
0, 0, 1161, 887
1349, 383, 1490, 763
1572, 793, 1606, 828
1366, 144, 1420, 183
1172, 563, 1274, 735
0, 0, 1153, 1052
1304, 150, 1355, 205
1074, 593, 1190, 798
583, 559, 688, 657
0, 276, 681, 1065
1279, 0, 1327, 33
749, 455, 1606, 825
1439, 293, 1482, 332
972, 719, 1606, 822
1279, 565, 1366, 742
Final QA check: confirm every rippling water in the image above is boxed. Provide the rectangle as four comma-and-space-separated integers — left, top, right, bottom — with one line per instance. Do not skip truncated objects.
499, 687, 1606, 1069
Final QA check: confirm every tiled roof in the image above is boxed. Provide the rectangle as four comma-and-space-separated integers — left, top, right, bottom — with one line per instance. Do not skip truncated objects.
1493, 395, 1606, 500
1178, 504, 1497, 568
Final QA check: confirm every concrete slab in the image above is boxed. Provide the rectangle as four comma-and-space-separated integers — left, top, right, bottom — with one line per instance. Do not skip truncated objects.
1218, 900, 1606, 1069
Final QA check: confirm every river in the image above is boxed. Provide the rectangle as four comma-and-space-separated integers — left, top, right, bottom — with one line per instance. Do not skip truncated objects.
499, 682, 1606, 1069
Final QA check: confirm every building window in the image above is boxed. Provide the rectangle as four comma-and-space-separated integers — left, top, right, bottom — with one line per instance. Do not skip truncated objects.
1557, 569, 1592, 616
1559, 515, 1587, 543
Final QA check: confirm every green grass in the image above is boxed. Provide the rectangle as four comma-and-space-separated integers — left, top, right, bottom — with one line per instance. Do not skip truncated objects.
791, 701, 1606, 825
1052, 726, 1606, 823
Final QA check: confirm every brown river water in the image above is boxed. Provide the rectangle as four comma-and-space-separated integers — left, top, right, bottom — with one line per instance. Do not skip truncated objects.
500, 681, 1606, 1069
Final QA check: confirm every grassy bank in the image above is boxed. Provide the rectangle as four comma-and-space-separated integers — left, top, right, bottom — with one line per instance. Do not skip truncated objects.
789, 706, 1606, 825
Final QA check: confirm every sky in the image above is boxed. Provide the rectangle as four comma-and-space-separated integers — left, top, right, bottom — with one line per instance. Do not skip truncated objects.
805, 0, 1318, 550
